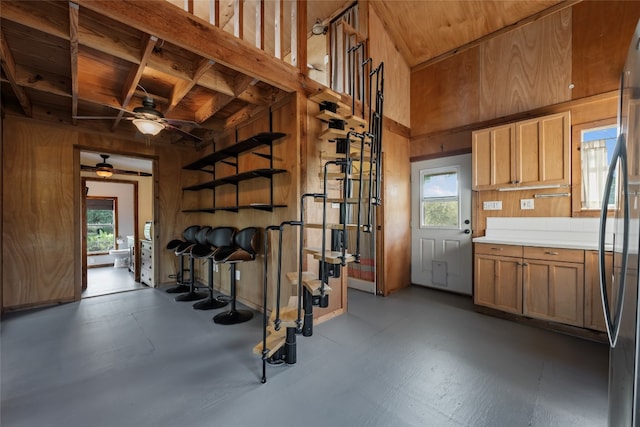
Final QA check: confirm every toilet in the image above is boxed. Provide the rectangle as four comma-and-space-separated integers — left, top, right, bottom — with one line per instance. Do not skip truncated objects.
109, 237, 130, 268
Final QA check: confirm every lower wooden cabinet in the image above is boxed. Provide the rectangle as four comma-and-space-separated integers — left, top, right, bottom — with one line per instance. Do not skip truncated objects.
523, 257, 584, 327
475, 243, 592, 329
474, 243, 523, 314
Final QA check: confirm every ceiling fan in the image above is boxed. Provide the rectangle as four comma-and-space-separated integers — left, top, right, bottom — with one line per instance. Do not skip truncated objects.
81, 154, 151, 177
74, 91, 202, 142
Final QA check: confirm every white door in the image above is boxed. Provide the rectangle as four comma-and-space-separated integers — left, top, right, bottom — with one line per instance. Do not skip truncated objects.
411, 154, 472, 295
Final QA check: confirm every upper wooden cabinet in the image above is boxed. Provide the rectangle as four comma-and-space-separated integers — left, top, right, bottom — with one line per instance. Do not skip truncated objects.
472, 111, 571, 190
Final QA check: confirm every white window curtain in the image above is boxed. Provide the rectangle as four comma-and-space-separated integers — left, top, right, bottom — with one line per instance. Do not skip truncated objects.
581, 139, 609, 209
330, 4, 362, 102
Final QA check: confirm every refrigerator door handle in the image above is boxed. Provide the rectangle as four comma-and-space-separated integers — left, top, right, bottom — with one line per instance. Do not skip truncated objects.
599, 134, 629, 348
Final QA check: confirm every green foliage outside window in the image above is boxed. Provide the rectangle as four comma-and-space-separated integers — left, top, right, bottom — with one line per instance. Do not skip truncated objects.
87, 209, 115, 253
422, 200, 458, 227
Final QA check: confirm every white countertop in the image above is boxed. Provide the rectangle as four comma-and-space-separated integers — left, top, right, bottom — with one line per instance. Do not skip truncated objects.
473, 217, 613, 251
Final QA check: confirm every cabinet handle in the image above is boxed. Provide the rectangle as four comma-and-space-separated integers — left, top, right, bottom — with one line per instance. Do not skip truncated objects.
522, 262, 529, 267
544, 251, 559, 255
491, 247, 504, 251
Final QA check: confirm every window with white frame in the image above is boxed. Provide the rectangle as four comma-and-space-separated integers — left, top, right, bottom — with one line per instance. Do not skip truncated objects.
581, 124, 618, 210
420, 167, 460, 228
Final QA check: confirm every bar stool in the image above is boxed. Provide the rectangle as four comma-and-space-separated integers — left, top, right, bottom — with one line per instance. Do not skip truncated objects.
191, 226, 236, 310
174, 226, 211, 302
212, 226, 259, 325
165, 225, 200, 294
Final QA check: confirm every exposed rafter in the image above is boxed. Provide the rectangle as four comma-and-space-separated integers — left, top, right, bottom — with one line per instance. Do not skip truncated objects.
0, 29, 32, 117
69, 2, 79, 124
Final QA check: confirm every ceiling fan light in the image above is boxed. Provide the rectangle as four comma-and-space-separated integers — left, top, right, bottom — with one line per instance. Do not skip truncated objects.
132, 118, 164, 136
95, 167, 113, 178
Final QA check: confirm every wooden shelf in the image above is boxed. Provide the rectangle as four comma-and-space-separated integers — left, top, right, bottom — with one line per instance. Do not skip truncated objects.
183, 132, 286, 171
183, 168, 286, 190
182, 131, 288, 214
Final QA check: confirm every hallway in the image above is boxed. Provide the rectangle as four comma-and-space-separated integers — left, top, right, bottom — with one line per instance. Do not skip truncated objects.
83, 266, 147, 298
1, 286, 608, 426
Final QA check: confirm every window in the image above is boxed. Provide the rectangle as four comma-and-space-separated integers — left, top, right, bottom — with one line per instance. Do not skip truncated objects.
86, 197, 117, 254
420, 167, 459, 228
572, 119, 618, 216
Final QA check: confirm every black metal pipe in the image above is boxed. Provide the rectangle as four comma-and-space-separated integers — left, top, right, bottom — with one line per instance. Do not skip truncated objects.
285, 327, 297, 364
302, 287, 313, 337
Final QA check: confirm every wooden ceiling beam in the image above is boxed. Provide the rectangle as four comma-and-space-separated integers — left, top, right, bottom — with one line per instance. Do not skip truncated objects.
1, 1, 69, 40
76, 0, 301, 93
166, 58, 215, 115
236, 85, 277, 106
11, 65, 71, 98
195, 92, 234, 123
0, 29, 33, 117
69, 2, 79, 124
112, 34, 159, 131
198, 68, 236, 97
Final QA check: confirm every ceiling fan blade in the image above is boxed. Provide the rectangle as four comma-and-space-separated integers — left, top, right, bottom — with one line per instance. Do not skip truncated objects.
164, 123, 203, 142
74, 116, 122, 120
111, 168, 152, 177
164, 118, 201, 128
81, 164, 98, 171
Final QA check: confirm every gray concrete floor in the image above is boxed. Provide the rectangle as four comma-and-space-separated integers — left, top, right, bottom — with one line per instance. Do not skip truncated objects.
1, 286, 608, 427
84, 266, 146, 298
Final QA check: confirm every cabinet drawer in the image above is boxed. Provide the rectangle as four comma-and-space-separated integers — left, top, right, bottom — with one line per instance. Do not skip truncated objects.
523, 246, 584, 263
475, 243, 522, 258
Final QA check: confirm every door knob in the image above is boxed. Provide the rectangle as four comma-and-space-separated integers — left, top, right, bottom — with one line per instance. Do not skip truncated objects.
464, 229, 471, 234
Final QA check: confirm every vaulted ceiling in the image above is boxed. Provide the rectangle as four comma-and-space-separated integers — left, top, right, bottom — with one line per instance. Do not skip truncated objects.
1, 0, 569, 147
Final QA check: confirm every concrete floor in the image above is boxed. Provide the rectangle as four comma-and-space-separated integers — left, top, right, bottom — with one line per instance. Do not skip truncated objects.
1, 286, 608, 427
84, 266, 146, 298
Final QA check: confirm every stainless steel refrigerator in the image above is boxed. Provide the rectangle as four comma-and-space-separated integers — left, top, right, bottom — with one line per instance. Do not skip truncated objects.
599, 18, 640, 427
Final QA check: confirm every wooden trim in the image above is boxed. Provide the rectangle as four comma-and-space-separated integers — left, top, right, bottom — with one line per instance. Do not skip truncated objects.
68, 2, 79, 125
411, 0, 582, 72
382, 115, 410, 139
410, 147, 471, 163
295, 0, 307, 75
571, 117, 617, 217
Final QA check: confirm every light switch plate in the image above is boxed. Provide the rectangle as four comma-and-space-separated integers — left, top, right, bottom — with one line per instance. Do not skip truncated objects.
483, 201, 502, 211
520, 199, 534, 210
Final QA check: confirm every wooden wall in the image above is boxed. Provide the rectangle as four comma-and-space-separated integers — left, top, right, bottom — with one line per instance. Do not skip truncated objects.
410, 1, 640, 159
368, 4, 410, 128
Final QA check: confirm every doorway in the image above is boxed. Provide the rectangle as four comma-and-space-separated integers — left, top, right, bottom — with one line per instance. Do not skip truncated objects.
79, 151, 154, 298
411, 154, 473, 295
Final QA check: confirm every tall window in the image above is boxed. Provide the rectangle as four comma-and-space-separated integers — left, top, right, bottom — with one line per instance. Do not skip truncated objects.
87, 197, 117, 254
580, 124, 618, 210
420, 167, 460, 228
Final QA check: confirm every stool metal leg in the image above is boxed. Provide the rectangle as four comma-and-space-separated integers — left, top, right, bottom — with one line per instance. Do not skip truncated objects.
165, 254, 190, 293
193, 259, 228, 310
213, 264, 253, 325
175, 254, 207, 302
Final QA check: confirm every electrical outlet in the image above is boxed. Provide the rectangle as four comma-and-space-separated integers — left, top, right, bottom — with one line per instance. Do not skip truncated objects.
483, 201, 502, 211
235, 270, 240, 281
520, 199, 535, 210
331, 203, 340, 209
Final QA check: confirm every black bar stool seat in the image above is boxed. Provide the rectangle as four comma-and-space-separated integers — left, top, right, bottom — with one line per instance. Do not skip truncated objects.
212, 227, 259, 325
174, 226, 211, 302
165, 225, 200, 294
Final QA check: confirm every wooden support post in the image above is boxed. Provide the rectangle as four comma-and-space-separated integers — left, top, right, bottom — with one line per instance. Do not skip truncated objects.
275, 0, 283, 59
257, 0, 265, 50
210, 0, 220, 26
69, 2, 79, 124
234, 0, 244, 39
296, 0, 307, 76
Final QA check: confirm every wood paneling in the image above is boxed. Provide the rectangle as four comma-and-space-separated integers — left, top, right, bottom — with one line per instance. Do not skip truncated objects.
571, 1, 640, 99
411, 48, 479, 136
479, 9, 572, 120
473, 188, 571, 239
368, 5, 410, 128
380, 130, 411, 296
3, 120, 78, 309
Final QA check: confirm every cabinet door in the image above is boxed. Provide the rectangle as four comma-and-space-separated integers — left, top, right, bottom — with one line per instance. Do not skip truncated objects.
584, 250, 612, 332
523, 259, 584, 327
472, 124, 515, 190
515, 111, 570, 187
474, 254, 522, 314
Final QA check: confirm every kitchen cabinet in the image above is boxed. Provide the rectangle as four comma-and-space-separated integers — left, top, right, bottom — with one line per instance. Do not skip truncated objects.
474, 243, 523, 314
472, 111, 571, 190
474, 243, 586, 328
522, 247, 584, 327
140, 240, 154, 287
584, 250, 612, 332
